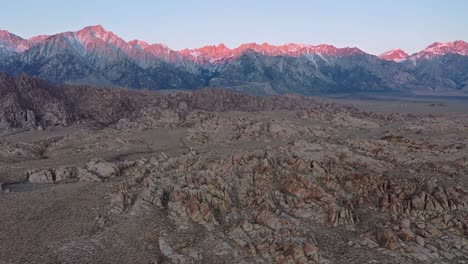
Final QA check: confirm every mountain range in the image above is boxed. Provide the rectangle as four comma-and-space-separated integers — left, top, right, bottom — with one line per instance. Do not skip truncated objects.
1, 25, 467, 95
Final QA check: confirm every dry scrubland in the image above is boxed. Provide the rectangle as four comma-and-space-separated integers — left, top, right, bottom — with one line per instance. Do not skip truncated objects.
0, 76, 467, 263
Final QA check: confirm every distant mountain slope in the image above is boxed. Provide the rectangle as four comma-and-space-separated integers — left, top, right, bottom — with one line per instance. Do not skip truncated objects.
0, 25, 467, 95
410, 40, 468, 60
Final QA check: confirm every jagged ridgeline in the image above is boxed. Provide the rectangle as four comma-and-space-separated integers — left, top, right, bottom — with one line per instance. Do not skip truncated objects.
0, 26, 467, 95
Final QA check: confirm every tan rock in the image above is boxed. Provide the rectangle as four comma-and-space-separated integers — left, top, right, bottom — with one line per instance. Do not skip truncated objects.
87, 159, 119, 178
284, 244, 306, 263
303, 243, 319, 262
400, 228, 415, 242
416, 236, 425, 246
28, 170, 54, 183
416, 222, 426, 229
54, 167, 75, 182
433, 191, 449, 209
110, 183, 130, 211
375, 227, 399, 250
426, 226, 442, 237
111, 191, 127, 211
170, 189, 188, 202
411, 195, 425, 210
77, 168, 102, 182
425, 244, 437, 252
400, 218, 411, 229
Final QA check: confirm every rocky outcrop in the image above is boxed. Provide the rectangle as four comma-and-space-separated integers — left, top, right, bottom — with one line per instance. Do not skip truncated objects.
88, 133, 466, 263
26, 159, 122, 184
28, 169, 55, 183
90, 143, 365, 262
375, 227, 400, 250
86, 159, 119, 178
2, 76, 467, 263
0, 72, 408, 131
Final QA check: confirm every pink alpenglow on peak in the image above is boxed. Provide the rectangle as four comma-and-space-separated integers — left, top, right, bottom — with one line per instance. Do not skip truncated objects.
128, 40, 150, 50
74, 25, 127, 47
88, 25, 106, 33
411, 40, 468, 59
179, 42, 364, 63
180, 43, 233, 63
0, 30, 31, 53
28, 35, 51, 44
0, 25, 466, 65
379, 49, 409, 62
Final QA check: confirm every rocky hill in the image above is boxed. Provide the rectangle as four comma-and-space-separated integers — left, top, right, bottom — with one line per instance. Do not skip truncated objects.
0, 72, 348, 129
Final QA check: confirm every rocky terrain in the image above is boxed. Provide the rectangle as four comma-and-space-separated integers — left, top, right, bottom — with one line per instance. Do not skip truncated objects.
1, 26, 467, 95
0, 74, 467, 263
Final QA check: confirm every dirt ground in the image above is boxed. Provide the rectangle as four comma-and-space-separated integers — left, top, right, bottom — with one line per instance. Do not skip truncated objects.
0, 97, 467, 264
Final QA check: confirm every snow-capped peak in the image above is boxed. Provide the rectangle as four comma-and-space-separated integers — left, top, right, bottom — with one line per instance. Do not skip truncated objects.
84, 25, 107, 35
128, 39, 150, 49
0, 30, 30, 53
379, 49, 409, 62
179, 42, 364, 63
0, 25, 465, 65
410, 40, 468, 59
75, 25, 116, 40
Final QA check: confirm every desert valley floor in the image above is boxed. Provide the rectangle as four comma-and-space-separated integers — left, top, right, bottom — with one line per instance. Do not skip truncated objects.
1, 92, 467, 264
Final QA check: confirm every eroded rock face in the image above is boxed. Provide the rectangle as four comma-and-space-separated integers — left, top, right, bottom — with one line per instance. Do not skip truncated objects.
28, 169, 54, 183
375, 228, 400, 250
9, 117, 464, 263
27, 160, 122, 184
96, 134, 466, 263
2, 79, 468, 263
86, 159, 119, 178
0, 74, 72, 129
76, 168, 102, 182
96, 148, 343, 263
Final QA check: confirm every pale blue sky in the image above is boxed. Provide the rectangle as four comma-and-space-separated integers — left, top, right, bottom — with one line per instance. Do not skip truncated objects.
1, 0, 467, 54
